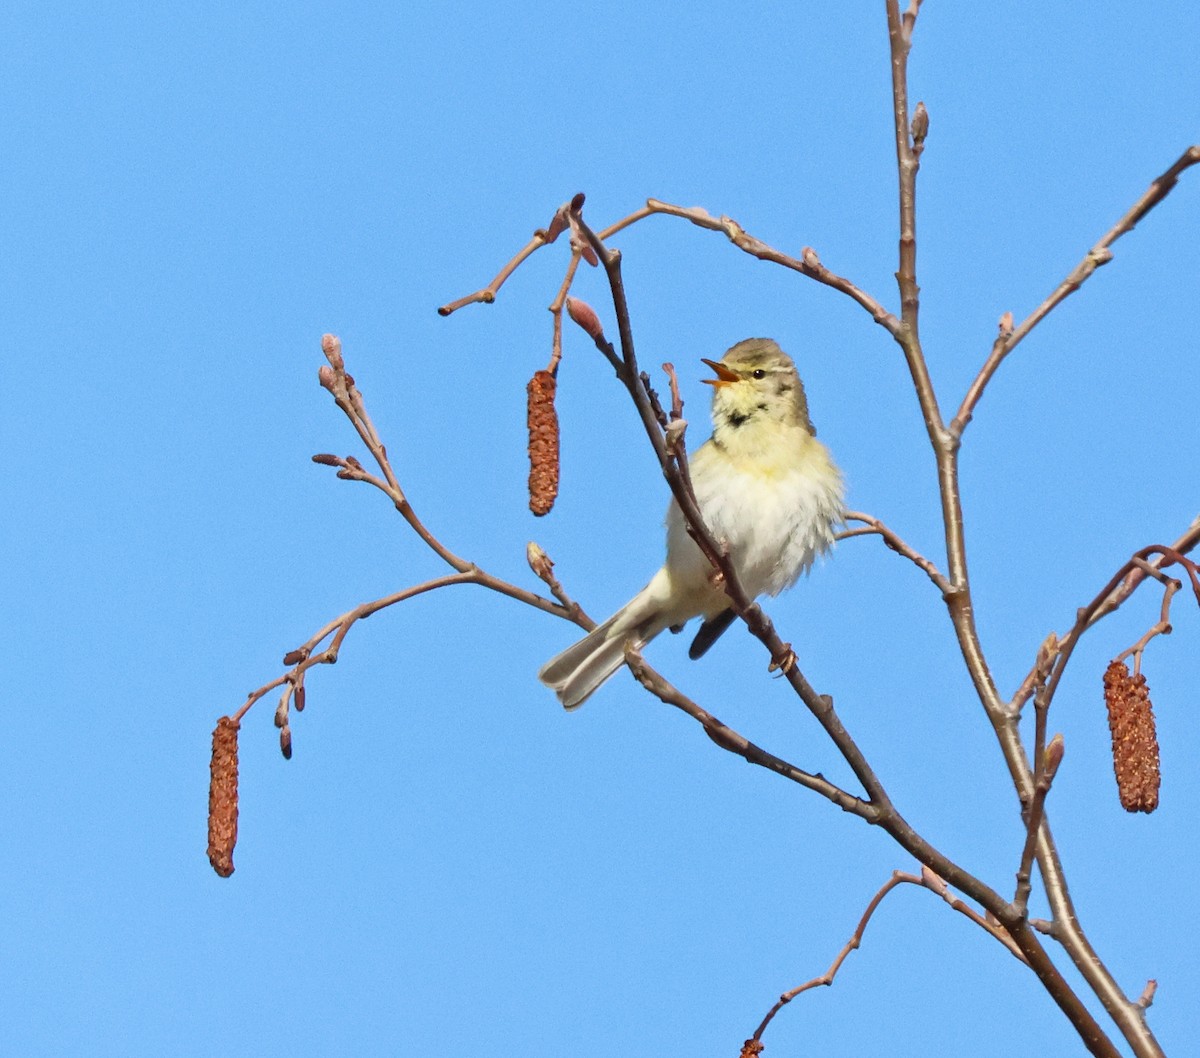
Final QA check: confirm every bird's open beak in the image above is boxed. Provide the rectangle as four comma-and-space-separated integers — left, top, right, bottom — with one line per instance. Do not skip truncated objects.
701, 358, 740, 387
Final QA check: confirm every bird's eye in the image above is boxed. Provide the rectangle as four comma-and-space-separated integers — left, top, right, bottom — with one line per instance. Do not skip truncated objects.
751, 369, 767, 380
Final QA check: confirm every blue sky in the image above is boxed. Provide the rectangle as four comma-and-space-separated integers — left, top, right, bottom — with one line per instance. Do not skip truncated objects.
4, 2, 1198, 1055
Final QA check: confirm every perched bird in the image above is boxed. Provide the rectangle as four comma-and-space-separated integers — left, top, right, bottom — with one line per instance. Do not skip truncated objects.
539, 337, 844, 709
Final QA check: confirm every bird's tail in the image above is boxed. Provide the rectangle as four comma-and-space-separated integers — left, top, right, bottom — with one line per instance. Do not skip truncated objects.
538, 579, 670, 710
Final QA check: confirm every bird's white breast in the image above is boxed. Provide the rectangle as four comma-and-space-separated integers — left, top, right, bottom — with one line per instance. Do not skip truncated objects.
663, 429, 843, 615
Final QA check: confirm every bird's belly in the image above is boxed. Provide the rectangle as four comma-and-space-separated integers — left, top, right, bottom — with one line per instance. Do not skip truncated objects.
663, 456, 840, 608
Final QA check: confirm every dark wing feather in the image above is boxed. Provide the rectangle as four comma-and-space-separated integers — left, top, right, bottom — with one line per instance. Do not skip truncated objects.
688, 608, 737, 659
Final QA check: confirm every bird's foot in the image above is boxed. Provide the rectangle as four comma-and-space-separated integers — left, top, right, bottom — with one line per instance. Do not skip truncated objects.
768, 644, 797, 674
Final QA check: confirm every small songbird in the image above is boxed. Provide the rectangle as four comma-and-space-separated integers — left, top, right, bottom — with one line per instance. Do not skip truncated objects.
539, 337, 844, 709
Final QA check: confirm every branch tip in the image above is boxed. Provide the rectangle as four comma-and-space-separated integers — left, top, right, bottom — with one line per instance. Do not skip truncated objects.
321, 333, 343, 368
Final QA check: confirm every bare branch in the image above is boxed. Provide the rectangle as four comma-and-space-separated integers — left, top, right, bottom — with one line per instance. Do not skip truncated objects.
953, 146, 1200, 435
439, 195, 900, 334
437, 201, 575, 316
640, 199, 900, 333
546, 251, 583, 374
1014, 735, 1065, 916
886, 0, 922, 335
1011, 529, 1200, 714
526, 542, 592, 628
1115, 568, 1182, 674
232, 572, 477, 728
838, 510, 951, 594
748, 867, 1024, 1048
1136, 980, 1158, 1011
621, 652, 872, 819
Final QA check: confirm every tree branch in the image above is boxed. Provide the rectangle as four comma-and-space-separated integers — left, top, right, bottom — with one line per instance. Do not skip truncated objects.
569, 193, 1122, 1057
952, 146, 1200, 436
747, 865, 1026, 1050
1011, 531, 1200, 715
838, 510, 952, 594
438, 196, 900, 334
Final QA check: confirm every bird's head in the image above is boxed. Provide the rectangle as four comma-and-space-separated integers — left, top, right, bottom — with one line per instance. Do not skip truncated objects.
701, 338, 815, 436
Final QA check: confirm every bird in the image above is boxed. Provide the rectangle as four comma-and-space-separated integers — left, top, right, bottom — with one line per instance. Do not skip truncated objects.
538, 337, 844, 709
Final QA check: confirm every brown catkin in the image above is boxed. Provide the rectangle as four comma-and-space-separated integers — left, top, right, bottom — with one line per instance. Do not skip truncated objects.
1103, 660, 1161, 813
207, 716, 241, 877
527, 369, 560, 516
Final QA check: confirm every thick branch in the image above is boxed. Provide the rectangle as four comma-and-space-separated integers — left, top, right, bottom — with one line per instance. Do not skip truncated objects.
878, 8, 1145, 1056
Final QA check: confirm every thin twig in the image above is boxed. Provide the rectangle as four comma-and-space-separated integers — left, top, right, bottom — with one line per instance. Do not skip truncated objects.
437, 202, 575, 316
622, 652, 872, 819
886, 0, 922, 336
1014, 735, 1064, 916
438, 196, 900, 334
952, 146, 1200, 435
526, 542, 592, 629
546, 252, 583, 374
1136, 981, 1158, 1011
641, 199, 900, 333
1011, 533, 1200, 714
748, 866, 1024, 1047
232, 572, 477, 727
838, 510, 951, 594
1116, 567, 1182, 675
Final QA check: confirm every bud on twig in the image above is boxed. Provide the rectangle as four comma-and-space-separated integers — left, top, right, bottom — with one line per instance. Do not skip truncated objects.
665, 418, 688, 456
566, 297, 605, 342
541, 203, 571, 244
207, 716, 240, 878
1042, 733, 1065, 779
526, 541, 554, 583
569, 228, 599, 267
1035, 632, 1059, 679
526, 369, 560, 517
321, 333, 344, 370
911, 101, 929, 148
1103, 660, 1161, 812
